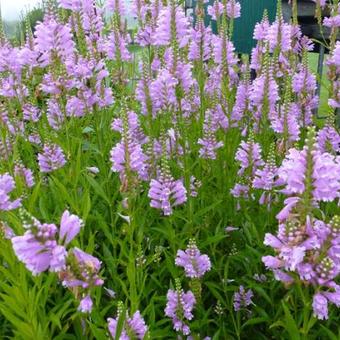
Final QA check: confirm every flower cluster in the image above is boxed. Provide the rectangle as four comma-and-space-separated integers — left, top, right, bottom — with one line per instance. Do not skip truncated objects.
1, 0, 340, 336
110, 106, 149, 190
175, 239, 211, 279
263, 215, 340, 320
276, 128, 340, 221
252, 144, 283, 208
148, 148, 187, 215
233, 285, 254, 312
198, 109, 224, 159
317, 113, 340, 154
38, 144, 67, 173
231, 133, 263, 201
165, 279, 196, 335
0, 173, 21, 211
153, 2, 190, 48
11, 210, 103, 312
108, 303, 148, 340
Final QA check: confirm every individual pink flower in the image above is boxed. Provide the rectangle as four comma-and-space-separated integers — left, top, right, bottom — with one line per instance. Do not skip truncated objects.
78, 295, 93, 313
59, 210, 84, 245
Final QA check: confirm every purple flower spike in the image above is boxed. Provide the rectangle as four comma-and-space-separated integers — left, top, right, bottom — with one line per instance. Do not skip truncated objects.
47, 98, 64, 130
38, 144, 66, 173
226, 0, 241, 19
108, 317, 129, 340
148, 175, 187, 216
198, 109, 224, 160
127, 311, 148, 339
165, 280, 196, 335
317, 125, 340, 154
153, 4, 190, 48
106, 0, 126, 16
233, 285, 254, 312
175, 240, 211, 279
23, 103, 41, 122
34, 17, 75, 67
14, 164, 35, 188
207, 1, 224, 21
149, 69, 178, 113
278, 128, 340, 205
0, 173, 21, 211
108, 309, 148, 339
110, 108, 149, 186
235, 139, 263, 177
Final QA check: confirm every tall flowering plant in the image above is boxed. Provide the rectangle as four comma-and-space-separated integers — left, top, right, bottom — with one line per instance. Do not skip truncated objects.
0, 0, 339, 338
263, 128, 340, 321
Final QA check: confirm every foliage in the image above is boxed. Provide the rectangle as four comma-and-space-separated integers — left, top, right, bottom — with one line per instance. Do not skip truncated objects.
0, 0, 339, 339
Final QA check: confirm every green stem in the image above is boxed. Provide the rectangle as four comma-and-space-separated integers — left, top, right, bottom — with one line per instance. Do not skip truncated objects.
297, 281, 312, 338
128, 196, 138, 313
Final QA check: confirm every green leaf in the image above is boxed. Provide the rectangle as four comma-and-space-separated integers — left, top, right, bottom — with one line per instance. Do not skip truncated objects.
88, 323, 107, 340
85, 175, 111, 206
115, 307, 127, 340
282, 302, 301, 340
320, 325, 338, 340
242, 317, 269, 329
27, 180, 42, 212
